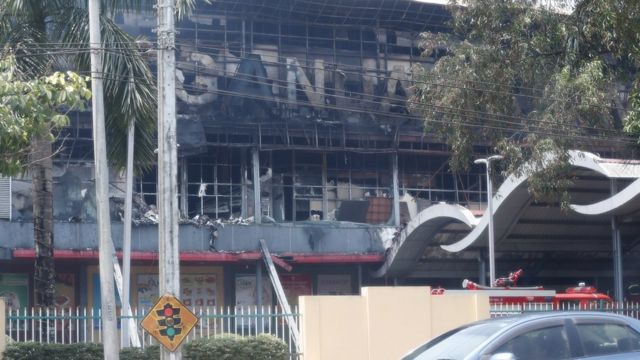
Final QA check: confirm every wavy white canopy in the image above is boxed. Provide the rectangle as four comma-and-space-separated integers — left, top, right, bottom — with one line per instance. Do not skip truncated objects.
374, 151, 640, 278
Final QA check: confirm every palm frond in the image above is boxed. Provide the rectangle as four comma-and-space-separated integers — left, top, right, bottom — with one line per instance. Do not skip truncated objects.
0, 21, 52, 77
56, 8, 157, 174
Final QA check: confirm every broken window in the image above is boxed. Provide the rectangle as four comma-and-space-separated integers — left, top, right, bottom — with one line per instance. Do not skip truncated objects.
186, 148, 244, 219
327, 152, 393, 224
398, 154, 486, 218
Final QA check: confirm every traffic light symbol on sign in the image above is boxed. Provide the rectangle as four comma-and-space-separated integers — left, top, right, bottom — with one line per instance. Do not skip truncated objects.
156, 303, 182, 341
141, 294, 198, 352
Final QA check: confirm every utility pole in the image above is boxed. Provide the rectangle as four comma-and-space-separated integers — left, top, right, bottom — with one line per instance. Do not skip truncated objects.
88, 0, 119, 358
157, 0, 181, 359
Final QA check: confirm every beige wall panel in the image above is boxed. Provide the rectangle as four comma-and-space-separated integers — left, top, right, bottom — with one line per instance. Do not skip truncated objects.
431, 293, 490, 337
362, 287, 433, 360
299, 287, 490, 360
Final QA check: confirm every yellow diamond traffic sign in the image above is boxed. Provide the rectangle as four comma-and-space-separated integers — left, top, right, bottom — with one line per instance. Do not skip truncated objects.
140, 294, 198, 352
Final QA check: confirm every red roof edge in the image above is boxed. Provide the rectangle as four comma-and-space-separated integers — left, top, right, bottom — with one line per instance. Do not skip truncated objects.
11, 249, 384, 264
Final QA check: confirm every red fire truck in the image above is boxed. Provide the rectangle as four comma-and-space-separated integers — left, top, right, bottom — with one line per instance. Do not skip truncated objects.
431, 269, 613, 309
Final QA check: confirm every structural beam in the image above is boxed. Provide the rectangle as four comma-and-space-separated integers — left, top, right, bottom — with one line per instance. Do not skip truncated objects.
252, 148, 262, 223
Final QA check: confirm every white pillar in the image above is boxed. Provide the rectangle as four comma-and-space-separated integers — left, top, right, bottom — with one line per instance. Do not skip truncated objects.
88, 0, 119, 357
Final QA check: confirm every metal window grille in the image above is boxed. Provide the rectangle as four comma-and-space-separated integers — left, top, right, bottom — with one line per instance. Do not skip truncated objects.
0, 177, 11, 220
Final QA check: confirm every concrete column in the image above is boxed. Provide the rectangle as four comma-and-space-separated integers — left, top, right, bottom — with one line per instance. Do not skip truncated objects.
256, 263, 263, 307
256, 262, 263, 333
0, 298, 5, 355
357, 264, 363, 294
252, 149, 262, 223
180, 158, 188, 217
392, 153, 400, 226
241, 151, 248, 218
478, 253, 487, 286
322, 153, 328, 219
611, 180, 624, 302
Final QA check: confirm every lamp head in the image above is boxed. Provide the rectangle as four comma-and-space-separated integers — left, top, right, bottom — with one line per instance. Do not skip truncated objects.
474, 155, 503, 165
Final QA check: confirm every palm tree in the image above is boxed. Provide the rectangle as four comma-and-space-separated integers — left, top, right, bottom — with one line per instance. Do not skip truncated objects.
1, 0, 158, 307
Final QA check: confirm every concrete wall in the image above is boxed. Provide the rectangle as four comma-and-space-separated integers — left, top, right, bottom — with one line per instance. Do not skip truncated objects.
299, 286, 489, 360
0, 220, 386, 254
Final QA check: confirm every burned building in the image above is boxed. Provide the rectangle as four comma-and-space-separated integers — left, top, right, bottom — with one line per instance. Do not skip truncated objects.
2, 0, 639, 310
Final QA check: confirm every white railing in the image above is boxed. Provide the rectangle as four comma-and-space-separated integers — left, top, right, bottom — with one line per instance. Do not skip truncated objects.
6, 305, 300, 358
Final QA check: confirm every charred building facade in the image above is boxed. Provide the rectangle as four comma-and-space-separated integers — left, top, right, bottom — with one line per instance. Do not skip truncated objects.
2, 0, 637, 310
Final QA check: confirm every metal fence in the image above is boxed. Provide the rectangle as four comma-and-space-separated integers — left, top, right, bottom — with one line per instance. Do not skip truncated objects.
6, 305, 300, 358
491, 302, 640, 319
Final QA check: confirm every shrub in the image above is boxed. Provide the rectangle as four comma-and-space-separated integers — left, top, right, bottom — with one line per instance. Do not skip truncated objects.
3, 334, 287, 360
242, 334, 289, 360
3, 342, 102, 360
3, 342, 159, 360
183, 334, 288, 360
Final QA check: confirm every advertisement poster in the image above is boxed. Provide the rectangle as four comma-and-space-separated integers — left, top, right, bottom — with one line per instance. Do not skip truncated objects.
0, 273, 28, 311
317, 274, 352, 295
235, 275, 273, 307
180, 273, 218, 307
54, 273, 75, 309
280, 274, 312, 306
136, 274, 160, 309
136, 273, 218, 309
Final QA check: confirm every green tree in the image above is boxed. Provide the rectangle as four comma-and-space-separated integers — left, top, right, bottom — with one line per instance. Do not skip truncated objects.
0, 0, 158, 307
412, 0, 639, 206
0, 55, 91, 305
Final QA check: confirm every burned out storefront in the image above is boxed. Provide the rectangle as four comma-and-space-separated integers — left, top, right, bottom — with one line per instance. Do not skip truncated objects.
0, 0, 496, 308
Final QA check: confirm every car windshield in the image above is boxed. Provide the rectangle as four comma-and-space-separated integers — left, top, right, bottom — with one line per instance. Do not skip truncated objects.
403, 319, 516, 360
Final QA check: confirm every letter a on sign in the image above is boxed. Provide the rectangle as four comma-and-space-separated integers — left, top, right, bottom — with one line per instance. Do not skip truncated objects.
141, 294, 199, 352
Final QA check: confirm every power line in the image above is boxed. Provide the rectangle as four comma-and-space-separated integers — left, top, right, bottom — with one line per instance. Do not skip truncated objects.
85, 71, 636, 145
7, 28, 629, 115
172, 41, 626, 112
7, 44, 633, 142
12, 40, 627, 114
190, 0, 452, 31
69, 66, 630, 144
8, 46, 630, 142
168, 62, 627, 137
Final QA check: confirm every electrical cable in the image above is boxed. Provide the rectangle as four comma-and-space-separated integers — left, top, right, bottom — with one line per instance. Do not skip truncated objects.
11, 41, 627, 115
84, 71, 636, 145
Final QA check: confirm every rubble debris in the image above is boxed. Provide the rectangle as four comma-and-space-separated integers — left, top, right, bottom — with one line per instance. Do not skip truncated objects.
378, 226, 399, 249
180, 214, 220, 250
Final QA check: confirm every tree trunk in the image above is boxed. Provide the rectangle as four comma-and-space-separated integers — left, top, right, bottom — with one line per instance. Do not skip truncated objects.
31, 134, 55, 307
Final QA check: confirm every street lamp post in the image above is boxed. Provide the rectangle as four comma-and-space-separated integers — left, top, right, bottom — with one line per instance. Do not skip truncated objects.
474, 155, 503, 287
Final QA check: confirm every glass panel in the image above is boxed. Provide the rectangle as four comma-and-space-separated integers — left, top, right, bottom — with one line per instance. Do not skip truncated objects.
494, 325, 570, 360
576, 323, 640, 356
408, 320, 513, 360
